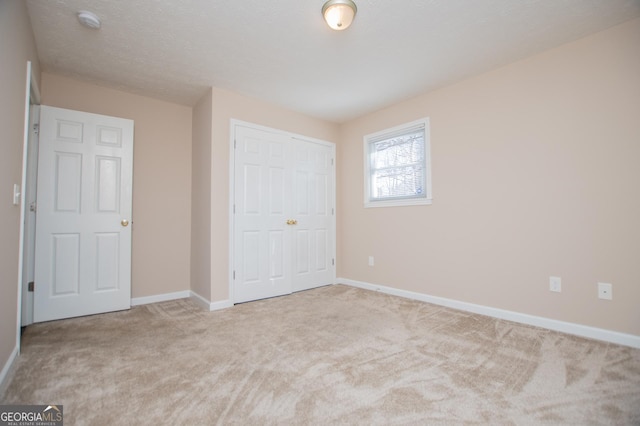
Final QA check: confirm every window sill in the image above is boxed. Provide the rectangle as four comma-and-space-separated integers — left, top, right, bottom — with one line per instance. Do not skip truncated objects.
364, 198, 432, 208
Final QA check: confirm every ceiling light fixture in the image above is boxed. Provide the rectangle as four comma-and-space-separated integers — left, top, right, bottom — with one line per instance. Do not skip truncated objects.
322, 0, 357, 31
77, 11, 101, 30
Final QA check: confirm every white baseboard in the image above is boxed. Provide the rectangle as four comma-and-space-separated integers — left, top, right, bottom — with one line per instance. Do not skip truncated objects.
131, 290, 234, 312
338, 278, 640, 349
189, 291, 211, 310
189, 291, 234, 312
0, 345, 19, 395
131, 290, 191, 306
209, 299, 234, 311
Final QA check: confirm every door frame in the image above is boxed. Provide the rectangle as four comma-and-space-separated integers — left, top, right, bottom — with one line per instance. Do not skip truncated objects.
228, 119, 337, 304
17, 61, 40, 334
20, 103, 39, 326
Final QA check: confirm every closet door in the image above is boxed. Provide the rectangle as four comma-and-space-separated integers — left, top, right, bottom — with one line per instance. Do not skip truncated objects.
233, 126, 293, 303
291, 141, 335, 292
233, 123, 335, 303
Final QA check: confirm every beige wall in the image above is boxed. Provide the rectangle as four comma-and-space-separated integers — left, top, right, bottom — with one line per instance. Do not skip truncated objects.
191, 89, 213, 300
0, 0, 40, 377
41, 73, 193, 298
209, 87, 340, 301
338, 19, 640, 335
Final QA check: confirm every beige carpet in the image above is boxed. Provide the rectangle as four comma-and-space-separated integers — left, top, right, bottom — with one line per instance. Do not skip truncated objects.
2, 284, 639, 425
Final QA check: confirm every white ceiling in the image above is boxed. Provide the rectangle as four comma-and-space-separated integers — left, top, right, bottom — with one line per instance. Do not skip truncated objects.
26, 0, 640, 123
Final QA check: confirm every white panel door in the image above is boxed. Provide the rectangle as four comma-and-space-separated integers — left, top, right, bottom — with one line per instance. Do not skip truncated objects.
291, 141, 335, 292
234, 126, 293, 303
233, 124, 335, 303
34, 106, 134, 322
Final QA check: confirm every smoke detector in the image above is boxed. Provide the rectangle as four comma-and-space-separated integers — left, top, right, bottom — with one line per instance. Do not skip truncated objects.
77, 11, 101, 29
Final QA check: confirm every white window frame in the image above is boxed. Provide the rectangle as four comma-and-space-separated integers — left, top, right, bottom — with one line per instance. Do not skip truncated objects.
363, 117, 432, 208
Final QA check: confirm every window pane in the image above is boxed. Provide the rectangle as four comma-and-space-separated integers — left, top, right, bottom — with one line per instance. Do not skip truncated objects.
371, 131, 424, 169
372, 165, 425, 199
370, 130, 425, 199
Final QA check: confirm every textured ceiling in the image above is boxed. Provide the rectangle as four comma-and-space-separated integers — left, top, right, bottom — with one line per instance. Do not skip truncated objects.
26, 0, 640, 123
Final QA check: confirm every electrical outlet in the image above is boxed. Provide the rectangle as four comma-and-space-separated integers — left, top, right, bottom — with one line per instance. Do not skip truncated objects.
549, 276, 561, 293
598, 282, 612, 300
368, 256, 374, 267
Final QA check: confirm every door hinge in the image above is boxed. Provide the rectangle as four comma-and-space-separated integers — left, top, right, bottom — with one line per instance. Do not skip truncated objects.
233, 271, 236, 279
29, 202, 37, 212
28, 282, 34, 292
33, 123, 39, 135
332, 259, 335, 266
331, 158, 334, 166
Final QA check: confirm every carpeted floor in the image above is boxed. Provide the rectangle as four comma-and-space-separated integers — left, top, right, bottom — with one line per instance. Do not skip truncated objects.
2, 284, 639, 425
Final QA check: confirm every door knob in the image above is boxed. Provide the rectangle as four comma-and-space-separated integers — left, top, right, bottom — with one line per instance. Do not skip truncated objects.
121, 219, 129, 227
286, 219, 298, 225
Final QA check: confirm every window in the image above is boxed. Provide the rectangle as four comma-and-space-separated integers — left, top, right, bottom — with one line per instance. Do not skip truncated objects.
364, 118, 431, 208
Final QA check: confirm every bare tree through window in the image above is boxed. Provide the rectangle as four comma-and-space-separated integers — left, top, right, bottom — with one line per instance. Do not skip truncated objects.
365, 118, 431, 207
